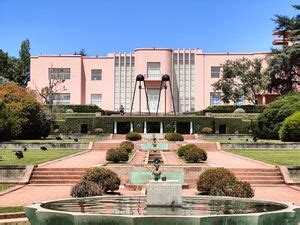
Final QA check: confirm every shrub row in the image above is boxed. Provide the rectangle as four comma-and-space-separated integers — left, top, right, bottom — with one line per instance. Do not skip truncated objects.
197, 168, 254, 198
177, 144, 207, 163
71, 167, 120, 197
48, 104, 119, 115
165, 133, 184, 141
203, 105, 266, 114
126, 132, 142, 141
279, 111, 300, 142
106, 140, 135, 163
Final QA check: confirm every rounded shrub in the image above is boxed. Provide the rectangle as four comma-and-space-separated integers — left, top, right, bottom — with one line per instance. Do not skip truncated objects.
165, 133, 184, 141
197, 168, 236, 194
71, 180, 102, 197
184, 147, 207, 163
66, 109, 74, 113
177, 144, 197, 157
210, 179, 254, 198
233, 108, 246, 114
94, 128, 104, 135
126, 132, 142, 141
201, 127, 213, 134
254, 93, 300, 139
106, 148, 129, 163
279, 111, 300, 142
120, 141, 134, 153
81, 167, 120, 192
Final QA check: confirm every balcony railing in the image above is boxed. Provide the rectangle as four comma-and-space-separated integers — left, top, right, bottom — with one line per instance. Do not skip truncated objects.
144, 74, 161, 80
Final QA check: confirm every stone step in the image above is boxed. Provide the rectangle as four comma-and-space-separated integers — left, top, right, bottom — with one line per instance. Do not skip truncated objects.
246, 180, 285, 184
31, 175, 82, 180
34, 168, 87, 171
30, 180, 79, 184
32, 171, 85, 176
230, 168, 280, 173
236, 176, 284, 181
233, 172, 282, 176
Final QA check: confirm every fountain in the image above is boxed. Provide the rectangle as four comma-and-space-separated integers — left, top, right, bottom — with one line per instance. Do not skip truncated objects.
25, 163, 300, 225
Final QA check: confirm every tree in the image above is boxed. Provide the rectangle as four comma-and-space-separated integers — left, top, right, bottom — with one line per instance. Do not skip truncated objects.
0, 50, 20, 82
18, 39, 31, 86
0, 84, 52, 139
212, 58, 267, 104
37, 78, 66, 105
74, 49, 87, 56
266, 5, 300, 94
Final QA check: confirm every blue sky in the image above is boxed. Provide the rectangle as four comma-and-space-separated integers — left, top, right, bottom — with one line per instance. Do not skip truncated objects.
0, 0, 297, 57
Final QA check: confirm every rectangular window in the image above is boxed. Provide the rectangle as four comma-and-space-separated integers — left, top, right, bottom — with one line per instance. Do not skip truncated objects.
49, 68, 70, 80
211, 66, 221, 78
235, 96, 244, 105
147, 62, 160, 78
91, 69, 102, 80
91, 94, 102, 107
53, 93, 70, 105
210, 92, 221, 106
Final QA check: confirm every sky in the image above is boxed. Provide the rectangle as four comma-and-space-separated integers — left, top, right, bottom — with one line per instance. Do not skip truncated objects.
0, 0, 298, 57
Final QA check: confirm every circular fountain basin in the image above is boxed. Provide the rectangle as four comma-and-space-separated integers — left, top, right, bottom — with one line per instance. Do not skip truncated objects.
25, 196, 300, 225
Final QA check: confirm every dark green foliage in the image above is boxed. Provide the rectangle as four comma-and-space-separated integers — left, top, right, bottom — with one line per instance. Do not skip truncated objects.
201, 127, 213, 134
184, 147, 207, 163
197, 168, 236, 194
279, 111, 300, 142
177, 144, 197, 157
106, 148, 129, 163
119, 141, 134, 153
126, 132, 142, 141
71, 180, 103, 197
254, 93, 300, 139
0, 101, 20, 141
94, 128, 103, 135
203, 105, 266, 114
210, 179, 254, 198
165, 133, 184, 141
81, 167, 120, 192
18, 39, 30, 86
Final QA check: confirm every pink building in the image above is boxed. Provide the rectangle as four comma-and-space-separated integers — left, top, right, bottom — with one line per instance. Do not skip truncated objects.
28, 48, 267, 113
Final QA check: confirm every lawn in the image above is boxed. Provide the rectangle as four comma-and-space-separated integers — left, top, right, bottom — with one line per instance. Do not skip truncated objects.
229, 149, 300, 166
11, 136, 107, 143
0, 149, 82, 166
201, 137, 282, 143
0, 183, 15, 192
0, 206, 24, 213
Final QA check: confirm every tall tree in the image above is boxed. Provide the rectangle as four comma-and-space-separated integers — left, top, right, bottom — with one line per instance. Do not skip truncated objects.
18, 39, 31, 86
212, 58, 267, 104
266, 5, 300, 94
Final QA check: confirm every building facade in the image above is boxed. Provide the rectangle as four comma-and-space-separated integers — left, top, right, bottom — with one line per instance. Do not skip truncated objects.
28, 48, 267, 113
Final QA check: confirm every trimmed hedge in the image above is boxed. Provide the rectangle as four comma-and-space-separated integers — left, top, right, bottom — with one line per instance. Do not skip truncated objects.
204, 105, 266, 114
71, 180, 103, 197
279, 111, 300, 142
177, 144, 197, 157
184, 147, 207, 163
120, 141, 134, 153
254, 93, 300, 139
165, 133, 184, 141
106, 148, 129, 163
48, 104, 119, 115
126, 132, 142, 141
201, 127, 213, 134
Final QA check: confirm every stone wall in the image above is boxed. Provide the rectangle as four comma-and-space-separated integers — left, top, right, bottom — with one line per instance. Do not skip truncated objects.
221, 143, 300, 150
0, 142, 89, 150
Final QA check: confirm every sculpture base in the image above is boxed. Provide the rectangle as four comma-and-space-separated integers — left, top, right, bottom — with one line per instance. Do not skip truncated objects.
146, 180, 182, 207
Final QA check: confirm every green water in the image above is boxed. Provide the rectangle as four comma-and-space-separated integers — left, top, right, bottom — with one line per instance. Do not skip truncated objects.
130, 171, 184, 184
140, 143, 169, 150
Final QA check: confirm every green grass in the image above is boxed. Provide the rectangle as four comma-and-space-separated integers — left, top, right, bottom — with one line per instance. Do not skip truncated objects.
11, 137, 107, 143
0, 183, 15, 192
229, 149, 300, 166
201, 137, 282, 143
0, 206, 24, 213
0, 149, 82, 166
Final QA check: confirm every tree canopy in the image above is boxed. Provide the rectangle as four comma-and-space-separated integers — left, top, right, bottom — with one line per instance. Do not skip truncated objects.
212, 58, 267, 104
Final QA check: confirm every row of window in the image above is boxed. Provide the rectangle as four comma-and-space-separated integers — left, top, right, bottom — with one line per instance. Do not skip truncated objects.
52, 93, 102, 107
49, 68, 102, 81
210, 92, 244, 106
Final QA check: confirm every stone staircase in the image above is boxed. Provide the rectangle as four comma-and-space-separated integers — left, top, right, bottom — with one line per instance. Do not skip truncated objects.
147, 151, 164, 164
30, 167, 86, 184
230, 168, 285, 186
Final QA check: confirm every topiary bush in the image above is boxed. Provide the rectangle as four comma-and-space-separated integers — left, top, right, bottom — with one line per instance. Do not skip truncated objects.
201, 127, 213, 134
184, 147, 207, 163
165, 133, 184, 141
94, 128, 104, 135
197, 168, 236, 194
210, 178, 254, 198
177, 144, 197, 157
203, 105, 266, 114
234, 108, 246, 114
66, 109, 74, 113
119, 141, 134, 153
279, 111, 300, 142
106, 148, 129, 163
81, 167, 120, 192
71, 180, 102, 197
126, 132, 142, 141
254, 93, 300, 139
